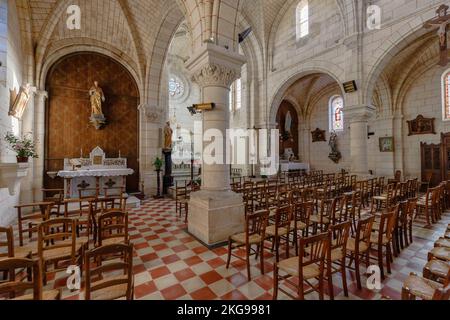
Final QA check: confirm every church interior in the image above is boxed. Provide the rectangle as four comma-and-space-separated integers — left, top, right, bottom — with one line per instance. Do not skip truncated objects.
0, 0, 450, 301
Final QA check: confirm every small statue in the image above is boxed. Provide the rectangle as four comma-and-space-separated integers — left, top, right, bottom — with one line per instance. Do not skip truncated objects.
328, 131, 342, 163
163, 121, 173, 151
89, 81, 106, 129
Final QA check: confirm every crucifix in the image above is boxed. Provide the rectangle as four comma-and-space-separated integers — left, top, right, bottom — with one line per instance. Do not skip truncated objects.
424, 4, 450, 67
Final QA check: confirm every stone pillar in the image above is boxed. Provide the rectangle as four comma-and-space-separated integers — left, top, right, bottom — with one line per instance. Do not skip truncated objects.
347, 105, 375, 176
185, 43, 246, 246
33, 90, 47, 199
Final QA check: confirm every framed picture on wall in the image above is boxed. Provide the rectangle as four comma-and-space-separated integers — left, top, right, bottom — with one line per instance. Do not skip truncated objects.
379, 137, 394, 152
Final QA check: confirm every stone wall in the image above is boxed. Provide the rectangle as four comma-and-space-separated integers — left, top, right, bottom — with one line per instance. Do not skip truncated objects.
0, 0, 25, 226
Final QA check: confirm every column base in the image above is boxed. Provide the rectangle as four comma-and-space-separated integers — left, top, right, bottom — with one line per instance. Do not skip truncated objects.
188, 190, 245, 246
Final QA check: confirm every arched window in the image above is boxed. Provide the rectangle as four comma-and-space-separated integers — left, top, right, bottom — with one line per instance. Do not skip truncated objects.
329, 96, 344, 132
229, 78, 242, 112
443, 70, 450, 120
296, 0, 309, 41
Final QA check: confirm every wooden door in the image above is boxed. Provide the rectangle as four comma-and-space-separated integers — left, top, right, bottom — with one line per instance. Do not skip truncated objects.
420, 142, 441, 187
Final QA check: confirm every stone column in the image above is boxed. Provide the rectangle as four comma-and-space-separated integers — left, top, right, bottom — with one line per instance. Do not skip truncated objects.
185, 43, 246, 246
347, 105, 375, 176
33, 90, 47, 199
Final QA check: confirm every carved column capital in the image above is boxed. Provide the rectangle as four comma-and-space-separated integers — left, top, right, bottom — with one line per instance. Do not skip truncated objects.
191, 63, 239, 88
186, 43, 246, 89
346, 105, 376, 123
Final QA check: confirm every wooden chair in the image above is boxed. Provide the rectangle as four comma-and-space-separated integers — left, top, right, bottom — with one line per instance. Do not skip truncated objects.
398, 198, 417, 249
273, 232, 329, 300
175, 181, 189, 222
226, 209, 270, 281
423, 259, 450, 284
265, 205, 292, 262
346, 214, 375, 289
38, 218, 85, 284
310, 198, 332, 234
42, 189, 65, 217
402, 272, 449, 300
15, 202, 54, 246
0, 226, 34, 264
85, 243, 134, 300
97, 211, 129, 246
416, 187, 436, 226
420, 172, 433, 192
369, 208, 397, 280
289, 194, 313, 254
0, 258, 61, 300
370, 183, 396, 214
104, 187, 127, 211
326, 221, 351, 300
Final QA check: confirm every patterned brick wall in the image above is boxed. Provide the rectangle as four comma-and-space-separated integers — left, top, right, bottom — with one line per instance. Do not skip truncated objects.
45, 52, 140, 192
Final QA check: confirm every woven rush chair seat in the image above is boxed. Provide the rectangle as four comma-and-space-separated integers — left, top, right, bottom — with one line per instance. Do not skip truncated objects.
310, 215, 330, 224
373, 194, 387, 201
429, 247, 450, 261
14, 243, 37, 258
265, 225, 288, 237
424, 259, 450, 279
329, 247, 344, 261
290, 220, 307, 230
90, 275, 132, 300
41, 240, 85, 261
435, 238, 450, 248
277, 257, 321, 279
230, 233, 263, 245
402, 274, 444, 300
14, 289, 61, 301
346, 238, 369, 253
369, 232, 390, 245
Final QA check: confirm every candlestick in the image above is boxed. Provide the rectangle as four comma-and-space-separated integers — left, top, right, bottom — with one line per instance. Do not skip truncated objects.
80, 148, 83, 158
119, 150, 121, 158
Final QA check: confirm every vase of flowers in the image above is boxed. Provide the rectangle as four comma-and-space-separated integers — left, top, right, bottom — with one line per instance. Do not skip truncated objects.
4, 132, 38, 163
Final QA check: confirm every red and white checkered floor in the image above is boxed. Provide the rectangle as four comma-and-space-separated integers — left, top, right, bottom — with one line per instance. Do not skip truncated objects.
38, 199, 449, 300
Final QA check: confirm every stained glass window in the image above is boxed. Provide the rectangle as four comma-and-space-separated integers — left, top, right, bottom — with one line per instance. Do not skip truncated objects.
443, 71, 450, 120
169, 77, 184, 97
229, 78, 242, 112
296, 0, 309, 41
330, 96, 344, 132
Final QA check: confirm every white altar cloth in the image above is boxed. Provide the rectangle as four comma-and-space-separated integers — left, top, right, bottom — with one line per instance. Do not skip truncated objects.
280, 162, 310, 172
57, 168, 134, 178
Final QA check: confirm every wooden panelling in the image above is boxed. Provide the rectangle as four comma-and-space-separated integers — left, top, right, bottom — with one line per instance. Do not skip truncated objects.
44, 53, 140, 192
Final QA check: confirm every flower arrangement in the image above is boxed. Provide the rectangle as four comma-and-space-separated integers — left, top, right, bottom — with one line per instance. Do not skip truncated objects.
4, 132, 38, 162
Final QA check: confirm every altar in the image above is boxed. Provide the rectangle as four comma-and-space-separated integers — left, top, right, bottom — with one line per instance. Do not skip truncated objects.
57, 147, 134, 198
280, 161, 310, 173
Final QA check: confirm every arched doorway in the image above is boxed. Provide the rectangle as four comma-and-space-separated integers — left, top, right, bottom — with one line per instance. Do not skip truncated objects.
44, 52, 140, 192
276, 101, 299, 160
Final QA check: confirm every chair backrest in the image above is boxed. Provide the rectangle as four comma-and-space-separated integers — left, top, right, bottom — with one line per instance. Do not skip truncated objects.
394, 170, 402, 181
0, 226, 14, 259
331, 195, 346, 224
274, 205, 292, 234
377, 207, 397, 243
355, 215, 375, 250
328, 220, 351, 252
98, 211, 129, 246
85, 243, 134, 300
298, 232, 329, 276
246, 210, 269, 239
38, 218, 77, 264
0, 258, 41, 300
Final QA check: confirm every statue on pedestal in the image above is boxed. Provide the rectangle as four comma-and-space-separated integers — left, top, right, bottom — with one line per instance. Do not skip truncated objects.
163, 121, 174, 194
89, 81, 106, 129
328, 131, 342, 164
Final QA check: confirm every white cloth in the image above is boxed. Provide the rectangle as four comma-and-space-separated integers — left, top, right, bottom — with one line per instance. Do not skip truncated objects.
58, 168, 134, 178
280, 162, 310, 172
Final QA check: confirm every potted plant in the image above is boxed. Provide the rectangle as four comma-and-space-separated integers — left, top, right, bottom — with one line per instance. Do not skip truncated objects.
153, 156, 163, 171
4, 132, 38, 163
